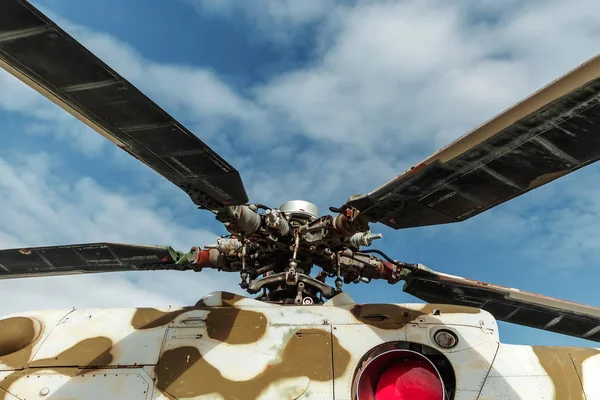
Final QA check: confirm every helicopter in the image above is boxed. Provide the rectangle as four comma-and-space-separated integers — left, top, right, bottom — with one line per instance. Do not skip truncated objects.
2, 0, 600, 399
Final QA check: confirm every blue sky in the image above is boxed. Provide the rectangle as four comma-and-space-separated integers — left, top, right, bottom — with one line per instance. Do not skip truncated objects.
1, 0, 600, 348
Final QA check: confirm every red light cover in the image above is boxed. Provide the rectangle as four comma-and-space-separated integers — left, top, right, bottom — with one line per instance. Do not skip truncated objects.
375, 360, 444, 400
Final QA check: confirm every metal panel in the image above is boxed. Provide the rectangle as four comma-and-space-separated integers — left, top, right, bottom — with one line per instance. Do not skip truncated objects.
155, 325, 334, 399
0, 310, 71, 371
1, 370, 150, 400
30, 308, 168, 367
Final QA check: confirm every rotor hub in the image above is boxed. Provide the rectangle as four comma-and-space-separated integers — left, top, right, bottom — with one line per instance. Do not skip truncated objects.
279, 200, 319, 220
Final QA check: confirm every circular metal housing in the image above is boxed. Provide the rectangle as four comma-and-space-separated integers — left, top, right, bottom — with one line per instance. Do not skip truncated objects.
279, 200, 319, 219
355, 349, 446, 400
434, 329, 458, 348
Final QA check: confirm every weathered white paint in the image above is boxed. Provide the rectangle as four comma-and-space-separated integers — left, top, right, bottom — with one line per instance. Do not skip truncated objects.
1, 292, 599, 399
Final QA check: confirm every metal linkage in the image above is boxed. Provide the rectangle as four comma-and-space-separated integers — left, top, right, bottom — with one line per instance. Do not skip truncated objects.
189, 200, 411, 303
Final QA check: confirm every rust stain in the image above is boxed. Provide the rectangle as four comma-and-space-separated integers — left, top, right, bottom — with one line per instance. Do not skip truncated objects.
528, 170, 570, 190
156, 328, 350, 399
0, 317, 41, 369
532, 346, 599, 400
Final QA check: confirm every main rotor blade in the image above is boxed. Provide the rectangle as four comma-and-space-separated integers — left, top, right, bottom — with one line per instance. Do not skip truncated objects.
0, 243, 192, 279
344, 53, 600, 229
403, 266, 600, 343
0, 0, 248, 209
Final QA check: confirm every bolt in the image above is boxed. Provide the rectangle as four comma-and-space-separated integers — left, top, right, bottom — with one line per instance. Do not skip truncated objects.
303, 297, 314, 305
335, 277, 343, 291
349, 230, 383, 248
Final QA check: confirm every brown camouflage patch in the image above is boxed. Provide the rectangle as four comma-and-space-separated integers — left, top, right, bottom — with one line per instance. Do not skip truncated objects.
350, 303, 479, 329
29, 336, 113, 368
132, 306, 268, 344
194, 291, 247, 307
533, 346, 600, 400
156, 328, 350, 399
0, 317, 41, 368
220, 292, 248, 306
0, 374, 20, 400
420, 304, 480, 315
205, 308, 267, 344
0, 337, 114, 398
131, 308, 189, 330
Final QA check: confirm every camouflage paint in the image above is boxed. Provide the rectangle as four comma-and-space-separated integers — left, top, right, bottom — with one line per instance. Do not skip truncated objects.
1, 292, 599, 399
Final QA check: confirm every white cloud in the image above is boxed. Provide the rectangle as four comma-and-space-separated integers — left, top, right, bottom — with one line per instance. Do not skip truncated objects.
0, 11, 406, 210
0, 153, 244, 316
0, 70, 55, 119
258, 0, 600, 154
61, 24, 270, 143
187, 0, 339, 39
0, 154, 204, 246
3, 0, 600, 228
7, 0, 600, 208
4, 0, 600, 220
0, 15, 268, 161
72, 33, 264, 128
517, 167, 600, 269
3, 0, 600, 328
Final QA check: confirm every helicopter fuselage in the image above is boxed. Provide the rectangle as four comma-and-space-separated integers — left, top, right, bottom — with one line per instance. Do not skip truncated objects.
1, 291, 598, 400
